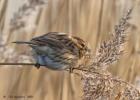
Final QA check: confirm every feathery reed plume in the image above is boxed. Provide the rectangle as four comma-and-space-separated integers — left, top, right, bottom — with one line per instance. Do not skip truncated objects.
0, 0, 48, 66
10, 0, 48, 32
81, 8, 140, 100
89, 9, 132, 70
82, 72, 140, 100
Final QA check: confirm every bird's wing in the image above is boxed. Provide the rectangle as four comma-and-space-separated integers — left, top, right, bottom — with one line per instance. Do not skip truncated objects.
13, 32, 90, 58
32, 38, 65, 49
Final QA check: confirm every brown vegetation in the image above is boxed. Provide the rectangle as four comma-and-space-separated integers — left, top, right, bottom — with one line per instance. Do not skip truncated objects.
0, 0, 140, 100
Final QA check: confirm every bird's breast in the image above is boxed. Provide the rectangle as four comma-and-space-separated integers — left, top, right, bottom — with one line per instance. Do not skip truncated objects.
34, 54, 70, 70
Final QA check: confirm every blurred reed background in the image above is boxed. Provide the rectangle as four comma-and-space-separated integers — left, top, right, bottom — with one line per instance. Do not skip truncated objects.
0, 0, 140, 100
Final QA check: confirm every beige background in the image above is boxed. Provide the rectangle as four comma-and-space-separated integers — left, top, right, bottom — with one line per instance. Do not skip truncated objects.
0, 0, 140, 100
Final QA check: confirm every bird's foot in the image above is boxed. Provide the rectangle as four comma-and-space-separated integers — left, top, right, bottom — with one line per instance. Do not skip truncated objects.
35, 63, 40, 69
69, 67, 74, 73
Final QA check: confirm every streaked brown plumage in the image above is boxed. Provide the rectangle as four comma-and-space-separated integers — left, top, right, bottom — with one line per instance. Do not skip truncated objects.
13, 32, 91, 71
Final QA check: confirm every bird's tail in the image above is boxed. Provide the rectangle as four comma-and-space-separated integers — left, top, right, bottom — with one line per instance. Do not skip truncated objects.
12, 41, 34, 45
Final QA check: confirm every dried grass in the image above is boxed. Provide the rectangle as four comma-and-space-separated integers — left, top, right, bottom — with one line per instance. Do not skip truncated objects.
0, 0, 140, 100
80, 8, 140, 100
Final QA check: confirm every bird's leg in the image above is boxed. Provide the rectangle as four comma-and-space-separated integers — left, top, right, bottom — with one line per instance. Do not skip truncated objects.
69, 67, 74, 73
35, 63, 40, 69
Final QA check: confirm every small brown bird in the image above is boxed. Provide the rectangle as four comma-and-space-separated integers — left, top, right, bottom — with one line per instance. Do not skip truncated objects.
13, 32, 91, 71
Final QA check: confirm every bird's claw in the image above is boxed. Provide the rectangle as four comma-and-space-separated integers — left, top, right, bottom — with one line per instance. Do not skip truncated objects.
69, 67, 74, 73
35, 63, 40, 69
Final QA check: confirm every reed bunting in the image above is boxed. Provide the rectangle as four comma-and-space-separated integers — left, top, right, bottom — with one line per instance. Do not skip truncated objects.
13, 32, 91, 71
